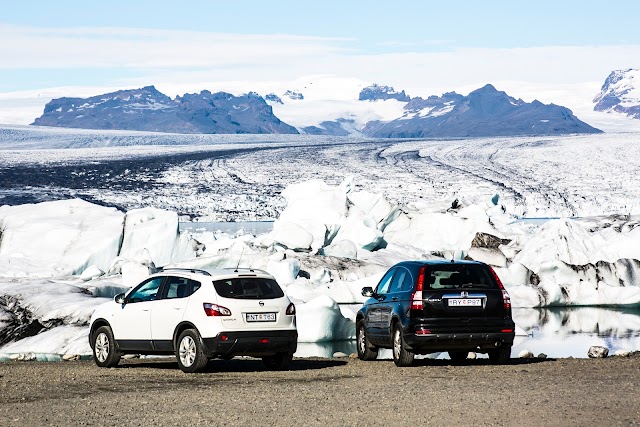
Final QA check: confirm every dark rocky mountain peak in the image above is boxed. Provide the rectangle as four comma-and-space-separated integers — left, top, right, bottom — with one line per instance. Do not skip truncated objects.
363, 84, 601, 138
33, 86, 298, 135
283, 90, 304, 100
265, 93, 284, 104
359, 84, 411, 102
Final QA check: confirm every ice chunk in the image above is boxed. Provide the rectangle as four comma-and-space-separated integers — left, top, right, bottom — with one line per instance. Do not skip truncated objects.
119, 208, 196, 267
0, 325, 91, 355
332, 213, 383, 251
295, 295, 355, 342
79, 265, 104, 281
384, 211, 498, 253
266, 258, 300, 286
347, 190, 399, 231
321, 240, 358, 259
260, 221, 313, 251
309, 267, 331, 284
0, 280, 108, 326
513, 219, 597, 270
0, 199, 124, 278
279, 179, 348, 225
467, 247, 507, 268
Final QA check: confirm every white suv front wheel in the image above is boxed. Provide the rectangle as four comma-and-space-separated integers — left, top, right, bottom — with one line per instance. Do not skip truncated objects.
92, 326, 121, 368
176, 329, 208, 373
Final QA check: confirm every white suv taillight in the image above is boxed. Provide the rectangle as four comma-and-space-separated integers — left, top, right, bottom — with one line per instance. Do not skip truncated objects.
489, 267, 512, 311
203, 303, 232, 316
410, 266, 426, 310
286, 303, 296, 315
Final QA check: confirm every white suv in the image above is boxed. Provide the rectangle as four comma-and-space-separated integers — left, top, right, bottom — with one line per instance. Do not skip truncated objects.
89, 268, 297, 373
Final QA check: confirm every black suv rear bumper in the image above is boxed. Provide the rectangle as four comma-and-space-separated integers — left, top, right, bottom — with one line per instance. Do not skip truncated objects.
202, 330, 298, 357
404, 331, 515, 352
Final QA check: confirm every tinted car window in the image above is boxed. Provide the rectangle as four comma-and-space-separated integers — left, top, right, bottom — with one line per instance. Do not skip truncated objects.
427, 265, 497, 289
389, 269, 408, 293
128, 277, 164, 303
163, 277, 201, 299
375, 269, 395, 295
213, 277, 284, 299
401, 270, 414, 291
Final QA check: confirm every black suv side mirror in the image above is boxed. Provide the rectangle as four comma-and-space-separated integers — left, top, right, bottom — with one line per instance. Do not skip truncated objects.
115, 293, 126, 304
361, 287, 375, 297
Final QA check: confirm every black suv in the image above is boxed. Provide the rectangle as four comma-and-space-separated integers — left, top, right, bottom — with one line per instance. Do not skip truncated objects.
356, 260, 515, 366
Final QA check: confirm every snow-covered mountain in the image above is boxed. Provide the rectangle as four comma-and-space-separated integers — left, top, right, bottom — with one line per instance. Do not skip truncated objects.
32, 80, 601, 137
32, 86, 299, 134
364, 84, 601, 138
593, 69, 640, 119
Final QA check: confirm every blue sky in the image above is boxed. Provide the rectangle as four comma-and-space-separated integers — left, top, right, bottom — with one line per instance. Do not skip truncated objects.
1, 0, 639, 122
5, 0, 640, 50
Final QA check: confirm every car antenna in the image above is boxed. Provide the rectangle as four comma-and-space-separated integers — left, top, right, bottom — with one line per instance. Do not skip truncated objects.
234, 247, 244, 272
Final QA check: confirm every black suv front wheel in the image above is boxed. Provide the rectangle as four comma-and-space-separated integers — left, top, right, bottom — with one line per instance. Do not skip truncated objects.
392, 325, 414, 367
356, 321, 378, 361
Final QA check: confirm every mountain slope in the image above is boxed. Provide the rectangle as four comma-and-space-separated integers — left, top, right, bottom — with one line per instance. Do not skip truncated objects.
31, 80, 601, 137
363, 84, 601, 137
593, 69, 640, 119
32, 86, 299, 134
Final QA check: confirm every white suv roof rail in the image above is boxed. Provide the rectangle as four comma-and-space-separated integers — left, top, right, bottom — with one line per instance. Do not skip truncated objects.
220, 267, 270, 275
158, 267, 212, 276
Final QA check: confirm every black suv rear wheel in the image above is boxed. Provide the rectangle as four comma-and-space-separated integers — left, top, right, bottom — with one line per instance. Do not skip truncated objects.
488, 347, 511, 365
392, 324, 414, 367
356, 320, 378, 361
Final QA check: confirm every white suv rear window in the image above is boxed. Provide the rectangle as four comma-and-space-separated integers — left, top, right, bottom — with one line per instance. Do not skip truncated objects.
213, 277, 285, 299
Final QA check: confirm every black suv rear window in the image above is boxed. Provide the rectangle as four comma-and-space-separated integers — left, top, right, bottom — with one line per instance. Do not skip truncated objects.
426, 265, 498, 289
213, 277, 285, 299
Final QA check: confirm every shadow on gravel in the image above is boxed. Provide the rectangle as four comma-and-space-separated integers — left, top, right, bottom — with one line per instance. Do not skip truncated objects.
118, 358, 348, 373
410, 357, 556, 367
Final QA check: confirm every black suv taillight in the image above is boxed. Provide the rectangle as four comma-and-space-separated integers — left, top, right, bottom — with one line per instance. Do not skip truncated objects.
410, 265, 426, 311
489, 267, 512, 314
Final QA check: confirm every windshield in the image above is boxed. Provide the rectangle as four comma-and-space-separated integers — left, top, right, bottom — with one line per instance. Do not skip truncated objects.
426, 265, 498, 289
213, 277, 285, 299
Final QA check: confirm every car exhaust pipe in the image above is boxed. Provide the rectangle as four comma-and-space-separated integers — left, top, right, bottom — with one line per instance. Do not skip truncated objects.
494, 340, 502, 347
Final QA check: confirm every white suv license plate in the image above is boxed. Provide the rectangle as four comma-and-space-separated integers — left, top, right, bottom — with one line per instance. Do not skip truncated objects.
448, 298, 482, 307
246, 313, 276, 322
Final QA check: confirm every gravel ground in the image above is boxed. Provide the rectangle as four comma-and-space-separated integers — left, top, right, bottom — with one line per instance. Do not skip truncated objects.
0, 355, 638, 426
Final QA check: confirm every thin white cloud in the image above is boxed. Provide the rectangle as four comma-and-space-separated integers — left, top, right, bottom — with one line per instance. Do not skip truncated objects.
0, 24, 352, 69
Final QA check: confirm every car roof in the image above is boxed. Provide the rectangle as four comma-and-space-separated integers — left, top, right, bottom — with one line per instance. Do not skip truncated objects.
394, 259, 486, 269
153, 267, 275, 281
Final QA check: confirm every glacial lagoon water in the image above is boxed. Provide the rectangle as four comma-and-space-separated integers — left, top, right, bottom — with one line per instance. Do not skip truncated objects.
180, 221, 274, 235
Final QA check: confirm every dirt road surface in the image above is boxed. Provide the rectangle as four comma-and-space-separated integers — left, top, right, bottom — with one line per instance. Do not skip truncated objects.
1, 356, 638, 426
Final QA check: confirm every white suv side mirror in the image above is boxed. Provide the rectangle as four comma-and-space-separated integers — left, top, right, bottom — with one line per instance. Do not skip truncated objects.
114, 293, 126, 304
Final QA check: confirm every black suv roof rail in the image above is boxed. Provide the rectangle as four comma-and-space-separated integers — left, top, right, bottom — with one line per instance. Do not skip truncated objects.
158, 267, 212, 276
